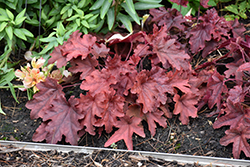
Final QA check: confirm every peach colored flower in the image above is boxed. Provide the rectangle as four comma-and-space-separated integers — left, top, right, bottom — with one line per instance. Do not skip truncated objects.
15, 57, 46, 92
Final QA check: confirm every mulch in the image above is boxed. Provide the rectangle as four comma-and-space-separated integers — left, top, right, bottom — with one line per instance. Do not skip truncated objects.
0, 144, 202, 167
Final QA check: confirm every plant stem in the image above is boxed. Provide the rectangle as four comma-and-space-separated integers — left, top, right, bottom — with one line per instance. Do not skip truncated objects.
0, 85, 25, 89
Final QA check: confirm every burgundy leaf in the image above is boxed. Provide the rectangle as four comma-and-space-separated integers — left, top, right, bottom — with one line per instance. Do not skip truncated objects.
91, 43, 110, 58
26, 77, 65, 119
145, 109, 167, 136
187, 22, 213, 53
43, 96, 84, 145
200, 0, 210, 8
150, 25, 190, 70
78, 92, 107, 135
220, 125, 250, 159
207, 71, 227, 109
95, 90, 125, 133
173, 93, 198, 125
80, 69, 117, 96
104, 116, 145, 150
130, 70, 159, 113
68, 56, 98, 80
48, 30, 97, 68
169, 0, 188, 7
213, 100, 250, 129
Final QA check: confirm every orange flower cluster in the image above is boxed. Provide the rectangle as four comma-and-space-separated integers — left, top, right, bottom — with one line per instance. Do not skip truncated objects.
15, 58, 46, 92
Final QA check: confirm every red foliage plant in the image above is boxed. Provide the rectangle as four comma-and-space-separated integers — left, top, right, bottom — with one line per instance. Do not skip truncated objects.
25, 7, 250, 159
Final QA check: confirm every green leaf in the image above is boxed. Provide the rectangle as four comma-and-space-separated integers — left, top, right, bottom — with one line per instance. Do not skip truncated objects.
239, 1, 247, 12
78, 0, 86, 8
25, 19, 39, 26
238, 12, 247, 19
94, 19, 104, 32
8, 81, 18, 103
76, 18, 81, 26
134, 2, 163, 10
57, 22, 66, 37
81, 26, 88, 34
0, 22, 8, 32
45, 16, 56, 27
100, 0, 112, 19
56, 37, 64, 45
66, 14, 80, 21
40, 36, 57, 43
121, 3, 140, 25
126, 0, 136, 14
14, 28, 27, 40
107, 7, 115, 30
0, 31, 6, 41
39, 41, 57, 54
90, 0, 105, 10
225, 5, 239, 14
88, 14, 99, 22
5, 26, 13, 40
60, 4, 71, 14
117, 13, 133, 33
0, 15, 9, 22
68, 8, 73, 17
14, 8, 26, 25
84, 13, 94, 20
81, 20, 89, 28
21, 29, 34, 37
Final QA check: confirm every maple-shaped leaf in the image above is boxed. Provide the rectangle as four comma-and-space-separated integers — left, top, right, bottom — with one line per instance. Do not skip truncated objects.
104, 116, 145, 150
48, 46, 68, 68
207, 71, 227, 109
48, 30, 97, 68
106, 54, 139, 78
41, 96, 84, 145
68, 56, 98, 80
133, 44, 153, 57
149, 67, 170, 104
213, 100, 250, 129
145, 109, 167, 136
130, 70, 159, 113
169, 0, 188, 7
187, 22, 213, 53
150, 8, 186, 31
26, 77, 65, 119
148, 25, 190, 70
78, 92, 107, 135
91, 43, 110, 58
32, 121, 49, 142
230, 19, 246, 38
220, 125, 250, 159
95, 90, 125, 133
80, 69, 117, 96
173, 93, 198, 125
200, 0, 210, 8
62, 30, 97, 61
225, 59, 243, 80
227, 86, 245, 105
164, 71, 192, 95
111, 72, 136, 96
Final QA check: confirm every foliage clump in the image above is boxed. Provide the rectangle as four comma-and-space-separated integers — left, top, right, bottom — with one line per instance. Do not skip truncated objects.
17, 4, 250, 159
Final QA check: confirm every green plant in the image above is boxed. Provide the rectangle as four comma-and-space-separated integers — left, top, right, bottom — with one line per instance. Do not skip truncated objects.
168, 0, 217, 16
222, 0, 250, 21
